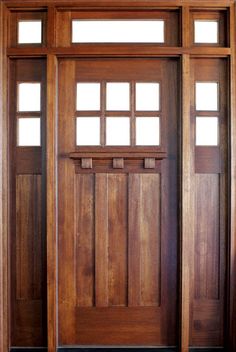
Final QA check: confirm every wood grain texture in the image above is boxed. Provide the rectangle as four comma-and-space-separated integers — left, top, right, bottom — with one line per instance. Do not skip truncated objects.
228, 3, 236, 351
0, 3, 10, 352
194, 174, 220, 300
75, 174, 95, 307
47, 54, 58, 352
128, 174, 161, 307
16, 175, 42, 300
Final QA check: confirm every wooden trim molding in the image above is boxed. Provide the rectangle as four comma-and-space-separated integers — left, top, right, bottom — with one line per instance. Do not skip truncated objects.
0, 3, 10, 352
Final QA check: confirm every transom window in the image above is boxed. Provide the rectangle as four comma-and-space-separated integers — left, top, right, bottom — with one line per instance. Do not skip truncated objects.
72, 20, 165, 43
76, 81, 161, 146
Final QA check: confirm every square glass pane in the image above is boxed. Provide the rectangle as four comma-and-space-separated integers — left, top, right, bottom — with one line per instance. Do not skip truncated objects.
196, 82, 218, 111
106, 117, 130, 146
136, 83, 160, 111
18, 20, 42, 44
194, 20, 218, 44
136, 117, 160, 146
106, 83, 130, 111
196, 117, 218, 146
18, 83, 41, 112
76, 83, 100, 111
18, 118, 41, 146
76, 117, 100, 146
72, 20, 164, 43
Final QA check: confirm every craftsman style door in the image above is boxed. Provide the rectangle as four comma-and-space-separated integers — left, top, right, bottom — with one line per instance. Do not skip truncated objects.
57, 58, 179, 345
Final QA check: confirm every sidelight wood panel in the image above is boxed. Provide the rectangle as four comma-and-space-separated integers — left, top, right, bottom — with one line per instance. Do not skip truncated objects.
194, 174, 220, 300
16, 175, 42, 301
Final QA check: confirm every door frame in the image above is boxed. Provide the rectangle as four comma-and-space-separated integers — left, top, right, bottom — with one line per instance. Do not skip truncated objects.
0, 1, 236, 351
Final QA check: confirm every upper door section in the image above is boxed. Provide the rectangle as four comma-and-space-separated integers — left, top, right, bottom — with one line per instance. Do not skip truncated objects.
7, 6, 230, 50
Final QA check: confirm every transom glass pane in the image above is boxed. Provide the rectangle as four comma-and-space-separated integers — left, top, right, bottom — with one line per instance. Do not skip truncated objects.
194, 20, 218, 44
76, 83, 100, 111
196, 82, 218, 111
136, 117, 160, 146
136, 83, 160, 111
106, 83, 130, 111
18, 83, 41, 112
72, 20, 165, 43
106, 117, 130, 146
76, 117, 100, 146
18, 118, 41, 146
196, 117, 218, 146
18, 20, 42, 44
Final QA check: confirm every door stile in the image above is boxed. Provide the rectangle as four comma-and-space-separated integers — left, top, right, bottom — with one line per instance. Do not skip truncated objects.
180, 53, 194, 352
229, 4, 236, 351
0, 3, 10, 352
47, 54, 58, 352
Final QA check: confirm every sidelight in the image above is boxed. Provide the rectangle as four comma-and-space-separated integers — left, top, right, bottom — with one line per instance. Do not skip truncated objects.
136, 83, 160, 111
195, 82, 218, 111
194, 20, 218, 44
106, 83, 130, 111
72, 20, 165, 43
18, 20, 42, 44
18, 83, 41, 112
136, 117, 160, 146
106, 117, 130, 146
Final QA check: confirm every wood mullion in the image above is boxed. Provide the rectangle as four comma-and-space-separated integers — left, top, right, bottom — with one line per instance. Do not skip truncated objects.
182, 5, 190, 48
47, 5, 57, 48
228, 4, 236, 350
100, 81, 106, 147
131, 80, 135, 147
46, 53, 58, 352
180, 54, 194, 352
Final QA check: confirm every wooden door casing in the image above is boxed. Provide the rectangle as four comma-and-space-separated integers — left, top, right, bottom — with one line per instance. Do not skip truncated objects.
58, 58, 179, 346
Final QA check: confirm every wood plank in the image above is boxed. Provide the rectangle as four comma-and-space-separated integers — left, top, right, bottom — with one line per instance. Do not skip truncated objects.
0, 4, 10, 352
194, 174, 220, 300
75, 174, 95, 307
47, 54, 58, 352
95, 173, 109, 307
108, 174, 128, 307
128, 174, 161, 307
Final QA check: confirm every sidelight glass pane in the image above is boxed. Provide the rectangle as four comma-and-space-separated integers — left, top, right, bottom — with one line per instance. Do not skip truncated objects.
106, 83, 130, 111
196, 117, 218, 146
18, 83, 41, 112
196, 82, 218, 111
18, 118, 41, 146
136, 117, 160, 145
18, 20, 42, 44
136, 83, 160, 111
72, 20, 165, 43
194, 20, 218, 44
76, 117, 100, 145
76, 83, 100, 111
106, 117, 130, 145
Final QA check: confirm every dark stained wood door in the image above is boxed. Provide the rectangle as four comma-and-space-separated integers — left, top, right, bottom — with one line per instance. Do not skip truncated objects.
57, 58, 179, 346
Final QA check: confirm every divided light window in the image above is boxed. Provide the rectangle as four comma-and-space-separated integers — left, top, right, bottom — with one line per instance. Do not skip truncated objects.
72, 20, 165, 43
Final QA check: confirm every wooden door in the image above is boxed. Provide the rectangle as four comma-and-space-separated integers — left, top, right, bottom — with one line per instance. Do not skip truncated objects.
57, 58, 179, 346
